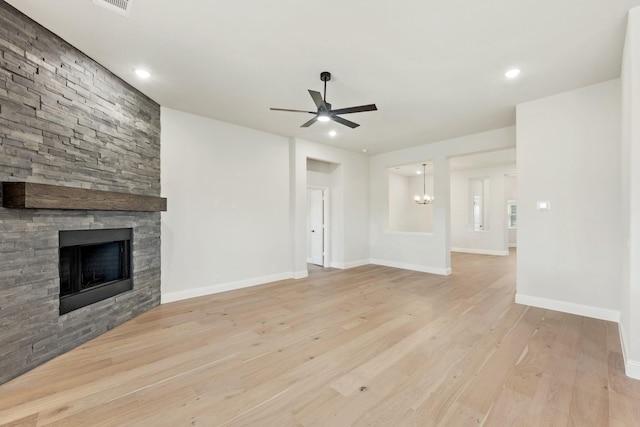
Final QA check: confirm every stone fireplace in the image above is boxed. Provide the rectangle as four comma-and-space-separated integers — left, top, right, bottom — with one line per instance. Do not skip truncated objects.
0, 2, 162, 384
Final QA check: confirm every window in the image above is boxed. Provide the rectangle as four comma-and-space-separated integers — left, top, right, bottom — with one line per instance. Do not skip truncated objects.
507, 200, 517, 228
469, 177, 490, 231
473, 195, 483, 230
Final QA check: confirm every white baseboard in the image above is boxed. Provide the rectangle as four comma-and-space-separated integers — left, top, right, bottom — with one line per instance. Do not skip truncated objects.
306, 257, 312, 263
161, 272, 293, 304
515, 293, 620, 322
451, 247, 509, 256
293, 270, 308, 279
625, 359, 640, 380
330, 259, 370, 270
509, 243, 517, 248
618, 323, 640, 380
369, 258, 451, 276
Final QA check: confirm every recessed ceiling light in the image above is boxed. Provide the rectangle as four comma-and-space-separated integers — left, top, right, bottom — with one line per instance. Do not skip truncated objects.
329, 130, 337, 137
416, 170, 422, 175
505, 68, 521, 79
135, 69, 151, 79
362, 149, 369, 153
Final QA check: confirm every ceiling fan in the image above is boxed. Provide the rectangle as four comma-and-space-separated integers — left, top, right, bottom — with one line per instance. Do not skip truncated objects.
270, 71, 377, 129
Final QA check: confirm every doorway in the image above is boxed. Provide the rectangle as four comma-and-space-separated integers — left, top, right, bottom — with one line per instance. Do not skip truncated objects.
307, 188, 327, 267
448, 148, 516, 256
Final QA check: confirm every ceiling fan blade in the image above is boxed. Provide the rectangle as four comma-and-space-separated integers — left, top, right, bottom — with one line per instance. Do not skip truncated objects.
270, 108, 316, 114
332, 115, 360, 129
330, 104, 378, 115
308, 90, 325, 109
301, 116, 318, 128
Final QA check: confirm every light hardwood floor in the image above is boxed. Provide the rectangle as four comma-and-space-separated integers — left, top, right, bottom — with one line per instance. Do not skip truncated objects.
1, 251, 639, 426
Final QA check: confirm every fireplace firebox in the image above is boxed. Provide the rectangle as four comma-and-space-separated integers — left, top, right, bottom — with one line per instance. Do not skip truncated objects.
59, 228, 133, 315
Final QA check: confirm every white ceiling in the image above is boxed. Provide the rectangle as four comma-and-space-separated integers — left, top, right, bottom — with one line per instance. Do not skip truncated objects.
7, 0, 640, 154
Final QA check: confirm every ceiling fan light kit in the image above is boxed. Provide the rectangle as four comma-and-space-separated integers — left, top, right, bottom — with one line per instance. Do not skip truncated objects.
270, 71, 377, 129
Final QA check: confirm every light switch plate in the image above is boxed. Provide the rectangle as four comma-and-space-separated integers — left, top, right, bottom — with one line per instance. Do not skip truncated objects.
537, 201, 550, 211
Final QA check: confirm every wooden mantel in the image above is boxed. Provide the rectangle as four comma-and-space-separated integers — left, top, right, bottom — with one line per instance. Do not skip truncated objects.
2, 182, 167, 212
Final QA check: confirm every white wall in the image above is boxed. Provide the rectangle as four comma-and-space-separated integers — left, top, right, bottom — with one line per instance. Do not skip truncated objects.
388, 172, 410, 231
450, 165, 516, 255
370, 127, 516, 274
620, 6, 640, 379
307, 170, 331, 187
292, 138, 370, 273
516, 79, 621, 322
307, 158, 338, 186
161, 107, 292, 302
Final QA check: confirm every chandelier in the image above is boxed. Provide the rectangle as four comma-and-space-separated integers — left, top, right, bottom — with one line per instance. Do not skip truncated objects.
414, 163, 434, 205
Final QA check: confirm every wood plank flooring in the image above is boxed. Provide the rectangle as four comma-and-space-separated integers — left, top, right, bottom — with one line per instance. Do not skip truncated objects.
1, 251, 639, 426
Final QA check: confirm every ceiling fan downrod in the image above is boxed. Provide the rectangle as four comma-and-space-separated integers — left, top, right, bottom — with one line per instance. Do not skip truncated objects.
320, 71, 331, 104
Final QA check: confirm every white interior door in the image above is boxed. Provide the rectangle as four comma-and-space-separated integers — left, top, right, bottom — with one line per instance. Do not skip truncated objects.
308, 189, 324, 266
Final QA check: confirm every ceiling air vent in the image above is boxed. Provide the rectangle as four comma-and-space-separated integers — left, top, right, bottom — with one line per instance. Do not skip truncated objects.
92, 0, 134, 17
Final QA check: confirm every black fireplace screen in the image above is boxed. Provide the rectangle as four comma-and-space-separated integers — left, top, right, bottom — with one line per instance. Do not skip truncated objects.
59, 229, 132, 314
